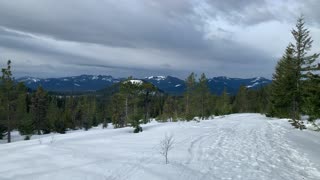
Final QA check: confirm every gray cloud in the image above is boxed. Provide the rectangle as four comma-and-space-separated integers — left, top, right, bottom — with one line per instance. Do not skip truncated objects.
0, 0, 319, 79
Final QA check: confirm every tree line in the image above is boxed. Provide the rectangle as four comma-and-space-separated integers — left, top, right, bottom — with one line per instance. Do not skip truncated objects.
0, 60, 270, 143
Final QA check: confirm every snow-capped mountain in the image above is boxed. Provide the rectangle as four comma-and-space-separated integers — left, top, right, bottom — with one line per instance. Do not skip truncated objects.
17, 75, 123, 92
17, 75, 271, 95
207, 76, 272, 95
143, 76, 186, 95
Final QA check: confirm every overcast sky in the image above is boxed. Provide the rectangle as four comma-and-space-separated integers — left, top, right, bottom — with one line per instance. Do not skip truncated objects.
0, 0, 319, 79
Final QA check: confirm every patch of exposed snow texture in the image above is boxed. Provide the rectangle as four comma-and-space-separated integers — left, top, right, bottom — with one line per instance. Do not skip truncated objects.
26, 78, 41, 83
247, 82, 260, 88
251, 77, 263, 83
102, 77, 112, 82
127, 80, 143, 85
92, 76, 99, 80
146, 76, 166, 81
19, 77, 40, 83
0, 114, 320, 180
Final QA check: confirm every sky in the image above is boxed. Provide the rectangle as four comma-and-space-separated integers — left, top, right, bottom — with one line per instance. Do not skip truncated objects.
0, 0, 319, 79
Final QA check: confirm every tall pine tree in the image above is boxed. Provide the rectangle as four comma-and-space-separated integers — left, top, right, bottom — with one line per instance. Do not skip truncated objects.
195, 73, 211, 119
31, 86, 48, 135
1, 60, 18, 143
270, 44, 297, 118
184, 72, 196, 120
270, 17, 319, 129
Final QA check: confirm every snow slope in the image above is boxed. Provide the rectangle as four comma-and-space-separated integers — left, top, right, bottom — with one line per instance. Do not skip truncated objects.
0, 114, 320, 180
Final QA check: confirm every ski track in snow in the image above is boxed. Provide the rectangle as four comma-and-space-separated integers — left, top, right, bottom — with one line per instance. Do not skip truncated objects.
0, 114, 320, 180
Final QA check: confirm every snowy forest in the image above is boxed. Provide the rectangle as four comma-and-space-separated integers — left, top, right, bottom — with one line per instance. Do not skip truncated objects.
0, 0, 320, 176
0, 17, 319, 143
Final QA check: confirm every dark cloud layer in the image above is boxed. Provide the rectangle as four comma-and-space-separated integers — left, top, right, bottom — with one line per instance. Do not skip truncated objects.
0, 0, 319, 78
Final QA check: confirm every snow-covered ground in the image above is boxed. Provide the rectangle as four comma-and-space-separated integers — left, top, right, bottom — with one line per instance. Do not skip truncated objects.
0, 114, 320, 180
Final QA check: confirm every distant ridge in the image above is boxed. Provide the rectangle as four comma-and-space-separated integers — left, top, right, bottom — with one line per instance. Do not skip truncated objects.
17, 75, 271, 95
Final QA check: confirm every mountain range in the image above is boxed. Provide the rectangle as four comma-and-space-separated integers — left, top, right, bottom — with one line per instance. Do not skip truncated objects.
17, 75, 271, 95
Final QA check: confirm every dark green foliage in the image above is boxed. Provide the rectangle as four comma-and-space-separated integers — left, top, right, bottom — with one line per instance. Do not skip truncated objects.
161, 96, 179, 122
270, 45, 297, 118
184, 72, 197, 120
215, 88, 232, 115
111, 79, 161, 132
110, 93, 126, 128
102, 118, 108, 129
54, 118, 66, 134
141, 82, 157, 124
18, 117, 34, 136
269, 17, 320, 130
0, 124, 6, 139
303, 74, 320, 121
0, 60, 18, 143
31, 86, 49, 135
24, 135, 31, 140
47, 97, 66, 133
131, 114, 143, 133
195, 73, 211, 119
233, 86, 249, 113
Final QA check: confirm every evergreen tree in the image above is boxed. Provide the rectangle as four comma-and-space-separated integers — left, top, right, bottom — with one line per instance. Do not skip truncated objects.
233, 85, 249, 113
47, 97, 66, 134
31, 86, 48, 135
68, 95, 78, 129
16, 83, 33, 139
291, 17, 319, 123
303, 73, 320, 122
195, 73, 211, 119
184, 72, 196, 120
270, 17, 319, 129
119, 79, 145, 132
162, 96, 178, 122
110, 93, 125, 128
0, 60, 18, 143
252, 85, 270, 114
141, 83, 157, 124
215, 88, 232, 115
270, 45, 296, 118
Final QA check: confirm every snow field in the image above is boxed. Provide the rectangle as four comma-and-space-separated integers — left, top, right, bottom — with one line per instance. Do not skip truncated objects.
0, 114, 320, 180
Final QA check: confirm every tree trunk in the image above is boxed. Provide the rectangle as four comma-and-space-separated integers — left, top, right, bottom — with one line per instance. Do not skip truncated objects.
186, 94, 189, 115
7, 106, 11, 143
125, 96, 128, 125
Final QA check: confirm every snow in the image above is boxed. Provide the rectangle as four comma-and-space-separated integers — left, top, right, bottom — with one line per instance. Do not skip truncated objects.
18, 77, 41, 83
247, 77, 270, 88
0, 114, 320, 180
126, 80, 143, 85
175, 84, 182, 87
251, 77, 263, 83
146, 76, 166, 81
92, 76, 99, 80
102, 77, 112, 82
246, 82, 260, 88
